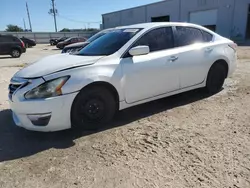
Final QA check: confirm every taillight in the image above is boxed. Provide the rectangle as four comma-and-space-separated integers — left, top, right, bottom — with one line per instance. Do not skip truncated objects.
228, 42, 237, 52
21, 40, 25, 48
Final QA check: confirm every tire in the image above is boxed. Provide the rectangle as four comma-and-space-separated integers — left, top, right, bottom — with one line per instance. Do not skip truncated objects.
71, 87, 117, 130
11, 49, 21, 58
25, 43, 29, 48
206, 63, 226, 94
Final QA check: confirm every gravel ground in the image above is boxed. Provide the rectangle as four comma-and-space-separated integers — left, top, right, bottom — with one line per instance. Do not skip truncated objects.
0, 46, 249, 188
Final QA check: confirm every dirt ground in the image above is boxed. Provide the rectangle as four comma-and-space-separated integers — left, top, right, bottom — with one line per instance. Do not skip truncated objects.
0, 44, 59, 67
0, 46, 249, 188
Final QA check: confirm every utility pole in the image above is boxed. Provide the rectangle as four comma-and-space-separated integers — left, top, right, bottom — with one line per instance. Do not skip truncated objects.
23, 18, 27, 31
26, 2, 32, 31
51, 0, 58, 32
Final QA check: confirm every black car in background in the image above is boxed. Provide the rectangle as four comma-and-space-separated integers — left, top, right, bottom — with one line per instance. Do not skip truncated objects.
61, 41, 89, 53
0, 35, 26, 58
50, 37, 68, 46
20, 37, 36, 48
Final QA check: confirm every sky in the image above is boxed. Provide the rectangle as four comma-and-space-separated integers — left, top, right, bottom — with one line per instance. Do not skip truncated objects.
0, 0, 161, 32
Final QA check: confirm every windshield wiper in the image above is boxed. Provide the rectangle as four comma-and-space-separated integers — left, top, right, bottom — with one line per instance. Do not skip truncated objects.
75, 53, 108, 56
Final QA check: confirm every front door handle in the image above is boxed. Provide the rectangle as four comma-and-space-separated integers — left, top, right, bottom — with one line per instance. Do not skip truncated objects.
169, 56, 179, 62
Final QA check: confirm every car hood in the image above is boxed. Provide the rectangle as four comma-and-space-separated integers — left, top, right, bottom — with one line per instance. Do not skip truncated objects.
14, 54, 104, 78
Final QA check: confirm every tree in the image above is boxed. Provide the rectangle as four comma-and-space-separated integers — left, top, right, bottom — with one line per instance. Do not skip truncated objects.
85, 28, 98, 32
60, 28, 70, 32
5, 24, 24, 32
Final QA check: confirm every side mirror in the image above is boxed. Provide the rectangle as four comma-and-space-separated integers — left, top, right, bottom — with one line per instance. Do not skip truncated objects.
129, 46, 150, 56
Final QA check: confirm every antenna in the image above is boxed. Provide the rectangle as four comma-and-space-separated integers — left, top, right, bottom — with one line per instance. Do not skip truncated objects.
26, 2, 32, 31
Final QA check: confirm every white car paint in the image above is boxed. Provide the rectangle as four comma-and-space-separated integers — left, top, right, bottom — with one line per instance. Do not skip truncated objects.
121, 48, 180, 103
9, 22, 237, 132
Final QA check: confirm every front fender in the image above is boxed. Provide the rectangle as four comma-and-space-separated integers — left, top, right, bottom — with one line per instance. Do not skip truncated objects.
43, 64, 124, 101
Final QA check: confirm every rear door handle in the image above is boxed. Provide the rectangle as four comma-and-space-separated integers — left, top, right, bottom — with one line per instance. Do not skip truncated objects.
169, 56, 179, 62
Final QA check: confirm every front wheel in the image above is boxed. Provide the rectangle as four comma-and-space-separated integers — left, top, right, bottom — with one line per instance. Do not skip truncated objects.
71, 87, 116, 130
206, 63, 226, 94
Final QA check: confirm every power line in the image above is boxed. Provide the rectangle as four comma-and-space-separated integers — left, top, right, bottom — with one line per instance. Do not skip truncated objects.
47, 0, 100, 30
57, 14, 100, 24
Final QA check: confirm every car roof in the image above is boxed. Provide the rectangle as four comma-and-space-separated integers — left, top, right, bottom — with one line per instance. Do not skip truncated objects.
116, 22, 206, 29
115, 22, 218, 36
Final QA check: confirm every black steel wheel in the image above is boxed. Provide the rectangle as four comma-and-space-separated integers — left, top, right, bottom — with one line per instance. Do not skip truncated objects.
71, 86, 116, 130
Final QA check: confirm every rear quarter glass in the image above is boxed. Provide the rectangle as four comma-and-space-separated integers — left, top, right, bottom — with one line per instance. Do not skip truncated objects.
202, 30, 213, 42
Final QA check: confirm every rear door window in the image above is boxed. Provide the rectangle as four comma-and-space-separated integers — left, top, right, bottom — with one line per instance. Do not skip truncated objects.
175, 26, 204, 47
133, 27, 174, 52
12, 37, 20, 42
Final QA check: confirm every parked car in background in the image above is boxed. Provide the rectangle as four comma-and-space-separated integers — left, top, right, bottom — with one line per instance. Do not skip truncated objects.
9, 22, 237, 132
0, 34, 26, 58
56, 37, 87, 49
62, 42, 88, 54
62, 29, 114, 53
20, 37, 36, 48
50, 37, 68, 46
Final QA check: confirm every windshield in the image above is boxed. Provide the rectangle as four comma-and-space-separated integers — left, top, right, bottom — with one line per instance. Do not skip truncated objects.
87, 31, 110, 43
78, 28, 141, 56
64, 37, 72, 42
59, 37, 66, 40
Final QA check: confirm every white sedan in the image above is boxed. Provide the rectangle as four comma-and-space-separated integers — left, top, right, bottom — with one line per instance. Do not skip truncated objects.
9, 22, 237, 132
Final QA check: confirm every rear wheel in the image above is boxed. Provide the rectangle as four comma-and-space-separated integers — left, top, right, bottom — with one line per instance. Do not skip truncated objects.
11, 49, 21, 58
71, 87, 116, 130
206, 63, 226, 94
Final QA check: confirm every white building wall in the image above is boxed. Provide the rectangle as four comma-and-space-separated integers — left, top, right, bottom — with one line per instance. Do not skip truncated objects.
102, 0, 250, 39
145, 0, 180, 22
232, 0, 250, 39
120, 6, 147, 26
103, 12, 121, 29
189, 9, 218, 26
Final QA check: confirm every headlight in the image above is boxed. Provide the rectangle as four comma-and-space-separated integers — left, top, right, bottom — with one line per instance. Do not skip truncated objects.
25, 76, 70, 99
